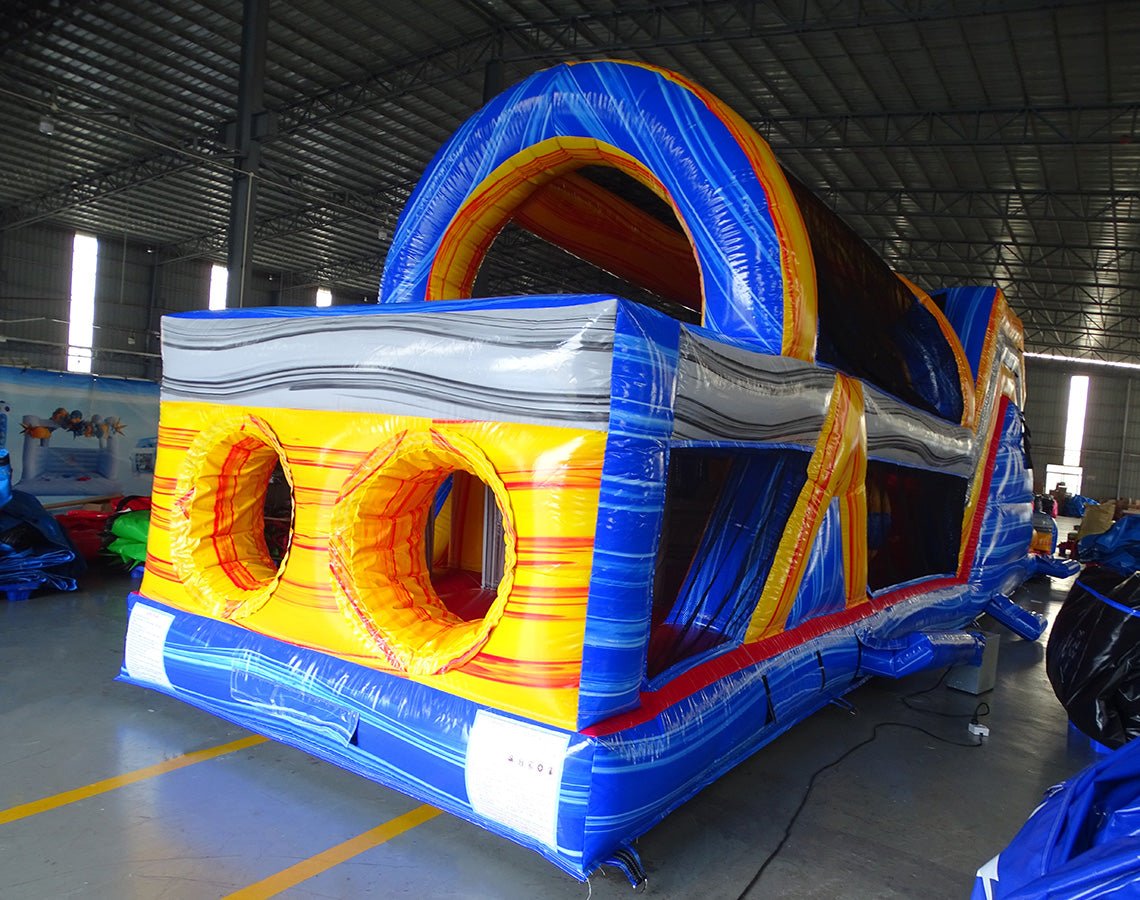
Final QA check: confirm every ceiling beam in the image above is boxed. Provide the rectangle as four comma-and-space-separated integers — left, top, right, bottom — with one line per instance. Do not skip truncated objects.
283, 263, 1140, 365
491, 0, 1093, 61
0, 0, 98, 53
1, 0, 1101, 230
0, 144, 226, 232
160, 185, 405, 262
828, 187, 1139, 222
871, 237, 1138, 272
283, 251, 384, 291
157, 120, 1139, 260
278, 247, 1140, 308
766, 104, 1140, 150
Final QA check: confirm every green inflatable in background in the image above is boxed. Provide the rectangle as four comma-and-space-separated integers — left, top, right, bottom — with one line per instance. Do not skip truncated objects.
108, 509, 149, 567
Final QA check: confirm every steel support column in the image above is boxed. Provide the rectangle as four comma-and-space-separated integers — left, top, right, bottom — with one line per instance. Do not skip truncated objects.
143, 254, 162, 381
225, 0, 269, 309
483, 58, 503, 105
1118, 378, 1133, 499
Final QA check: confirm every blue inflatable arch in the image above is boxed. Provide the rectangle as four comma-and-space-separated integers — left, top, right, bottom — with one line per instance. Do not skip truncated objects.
380, 60, 818, 359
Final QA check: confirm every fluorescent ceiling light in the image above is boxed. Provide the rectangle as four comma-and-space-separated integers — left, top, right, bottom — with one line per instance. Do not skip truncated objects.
1024, 351, 1140, 372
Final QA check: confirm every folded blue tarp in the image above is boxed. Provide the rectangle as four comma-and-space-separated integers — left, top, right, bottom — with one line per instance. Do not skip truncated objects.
0, 448, 83, 597
1078, 515, 1140, 573
1063, 494, 1099, 518
973, 736, 1140, 899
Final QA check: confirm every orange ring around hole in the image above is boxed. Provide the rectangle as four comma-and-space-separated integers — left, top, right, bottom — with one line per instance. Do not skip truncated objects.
170, 414, 294, 620
329, 427, 518, 676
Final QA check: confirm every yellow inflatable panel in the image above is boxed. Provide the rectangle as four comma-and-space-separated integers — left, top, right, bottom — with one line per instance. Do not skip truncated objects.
143, 401, 605, 730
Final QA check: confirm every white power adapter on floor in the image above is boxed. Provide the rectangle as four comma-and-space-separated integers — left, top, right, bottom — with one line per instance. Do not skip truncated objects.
968, 722, 990, 738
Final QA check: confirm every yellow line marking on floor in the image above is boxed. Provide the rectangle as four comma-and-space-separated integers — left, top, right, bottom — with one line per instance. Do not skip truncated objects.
226, 804, 442, 899
0, 734, 267, 826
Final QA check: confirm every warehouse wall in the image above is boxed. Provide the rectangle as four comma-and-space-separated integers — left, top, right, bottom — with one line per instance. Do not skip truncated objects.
0, 224, 71, 372
5, 224, 1138, 499
1024, 358, 1140, 502
0, 224, 340, 380
95, 236, 166, 380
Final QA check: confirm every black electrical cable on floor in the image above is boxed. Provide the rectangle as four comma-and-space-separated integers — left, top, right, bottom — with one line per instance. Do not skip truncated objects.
734, 721, 982, 900
902, 664, 955, 701
901, 666, 992, 724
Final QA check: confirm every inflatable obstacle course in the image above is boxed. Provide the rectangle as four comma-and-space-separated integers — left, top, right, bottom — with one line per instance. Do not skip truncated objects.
120, 60, 1062, 881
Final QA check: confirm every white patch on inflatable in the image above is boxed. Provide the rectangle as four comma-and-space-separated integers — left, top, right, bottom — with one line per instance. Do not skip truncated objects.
465, 710, 570, 849
124, 603, 175, 690
976, 853, 1000, 900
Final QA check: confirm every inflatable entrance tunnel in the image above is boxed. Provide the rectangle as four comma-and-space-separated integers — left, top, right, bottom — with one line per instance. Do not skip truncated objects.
120, 60, 1072, 882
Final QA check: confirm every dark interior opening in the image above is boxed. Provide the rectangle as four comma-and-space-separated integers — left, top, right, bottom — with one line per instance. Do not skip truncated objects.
262, 461, 292, 565
472, 166, 701, 325
788, 174, 965, 423
425, 470, 502, 622
577, 165, 679, 227
651, 451, 734, 634
648, 447, 809, 680
866, 460, 966, 591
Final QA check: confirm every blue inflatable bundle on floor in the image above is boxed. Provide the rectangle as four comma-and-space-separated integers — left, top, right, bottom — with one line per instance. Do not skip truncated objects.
973, 736, 1140, 899
1078, 515, 1140, 573
0, 448, 83, 599
1063, 494, 1099, 518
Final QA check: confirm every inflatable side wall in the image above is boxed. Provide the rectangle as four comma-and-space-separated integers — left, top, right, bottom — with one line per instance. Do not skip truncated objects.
119, 61, 1063, 881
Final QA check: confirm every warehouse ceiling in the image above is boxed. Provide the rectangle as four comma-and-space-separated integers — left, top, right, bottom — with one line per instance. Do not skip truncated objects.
0, 0, 1137, 363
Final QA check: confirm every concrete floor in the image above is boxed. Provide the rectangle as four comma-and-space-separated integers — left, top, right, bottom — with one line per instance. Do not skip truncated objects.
1, 567, 1096, 899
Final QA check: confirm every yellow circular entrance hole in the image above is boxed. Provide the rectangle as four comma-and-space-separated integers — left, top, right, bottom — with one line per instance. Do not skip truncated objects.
170, 415, 294, 619
329, 428, 517, 675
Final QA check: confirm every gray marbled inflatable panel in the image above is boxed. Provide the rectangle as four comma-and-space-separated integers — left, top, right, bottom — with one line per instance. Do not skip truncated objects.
672, 333, 833, 448
674, 329, 976, 475
162, 297, 981, 474
161, 300, 620, 431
